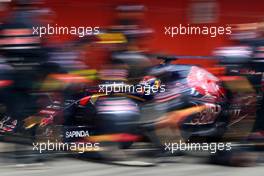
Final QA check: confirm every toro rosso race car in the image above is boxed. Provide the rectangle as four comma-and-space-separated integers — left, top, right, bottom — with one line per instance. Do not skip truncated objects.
1, 55, 258, 164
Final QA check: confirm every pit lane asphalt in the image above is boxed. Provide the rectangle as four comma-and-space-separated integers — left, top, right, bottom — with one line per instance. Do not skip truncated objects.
0, 143, 263, 176
0, 158, 263, 176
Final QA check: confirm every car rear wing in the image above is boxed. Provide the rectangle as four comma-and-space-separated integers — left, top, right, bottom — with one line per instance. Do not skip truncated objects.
149, 54, 214, 64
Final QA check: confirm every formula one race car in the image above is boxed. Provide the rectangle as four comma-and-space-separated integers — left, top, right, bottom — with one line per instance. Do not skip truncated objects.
0, 55, 258, 166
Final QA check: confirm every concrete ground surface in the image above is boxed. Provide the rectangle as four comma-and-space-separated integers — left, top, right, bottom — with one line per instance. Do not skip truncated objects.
0, 155, 263, 176
0, 142, 263, 176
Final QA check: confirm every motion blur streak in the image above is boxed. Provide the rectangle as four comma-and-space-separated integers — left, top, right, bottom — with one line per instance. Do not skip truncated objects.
0, 0, 263, 174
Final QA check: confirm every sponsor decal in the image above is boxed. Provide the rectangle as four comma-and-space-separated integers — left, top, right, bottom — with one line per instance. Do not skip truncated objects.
65, 130, 90, 138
